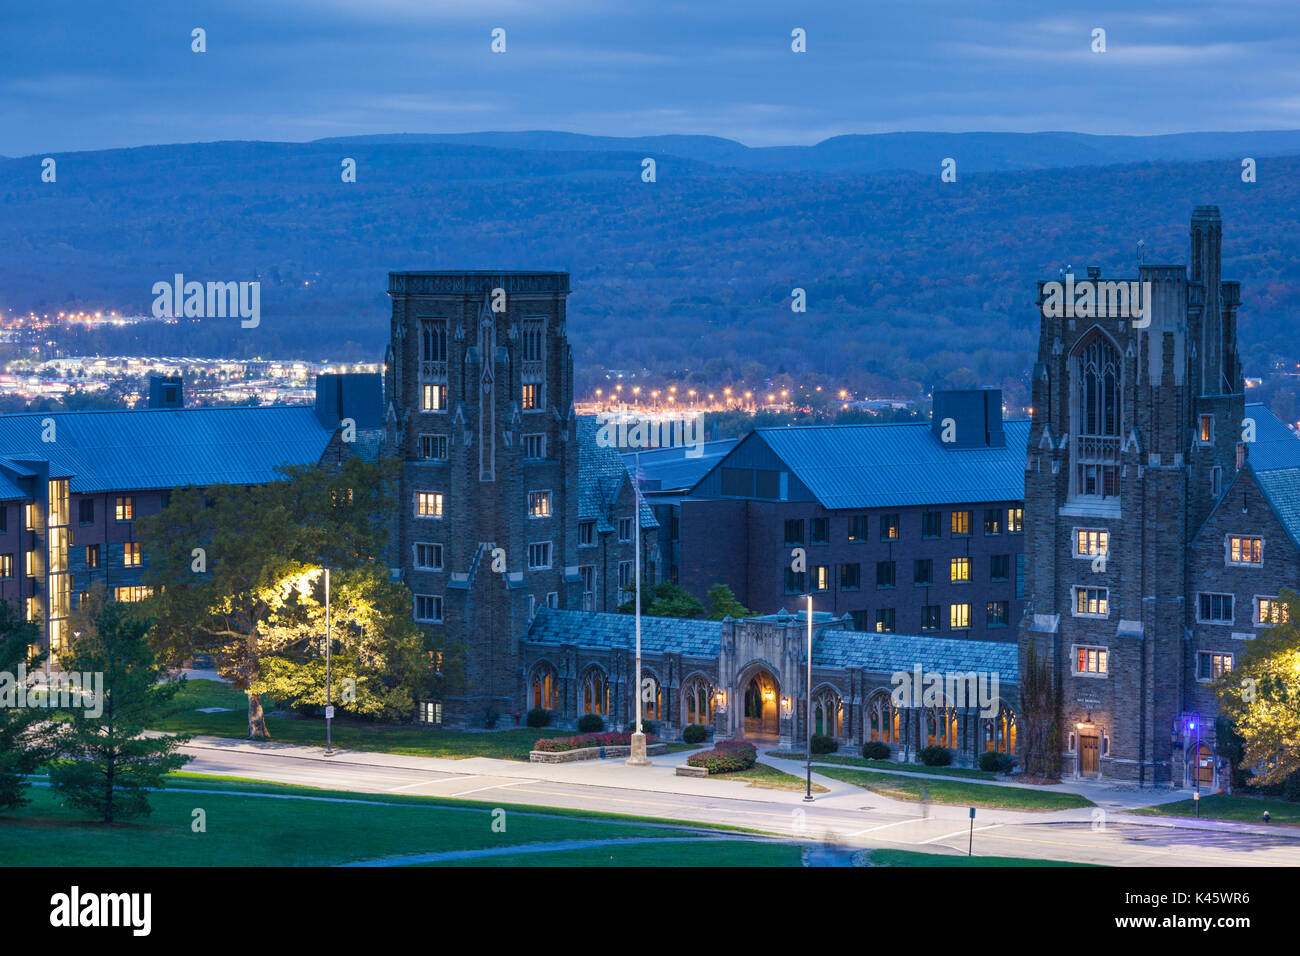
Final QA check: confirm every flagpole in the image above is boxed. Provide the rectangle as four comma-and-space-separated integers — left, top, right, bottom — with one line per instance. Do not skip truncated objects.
628, 448, 649, 765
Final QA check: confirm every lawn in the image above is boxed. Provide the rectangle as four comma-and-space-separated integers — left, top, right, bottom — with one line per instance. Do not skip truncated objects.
1132, 793, 1300, 827
869, 849, 1099, 867
155, 679, 696, 761
771, 751, 997, 780
421, 840, 804, 867
719, 763, 830, 794
814, 766, 1094, 811
0, 776, 751, 867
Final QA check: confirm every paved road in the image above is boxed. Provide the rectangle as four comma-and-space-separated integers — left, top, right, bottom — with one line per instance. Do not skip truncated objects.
175, 736, 1300, 867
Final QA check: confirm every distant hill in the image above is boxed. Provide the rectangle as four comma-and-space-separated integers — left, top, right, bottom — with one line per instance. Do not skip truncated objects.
1, 135, 1298, 408
316, 129, 1300, 174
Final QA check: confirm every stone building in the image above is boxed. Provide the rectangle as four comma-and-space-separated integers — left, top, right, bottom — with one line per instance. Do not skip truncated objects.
521, 607, 1021, 766
1019, 206, 1300, 786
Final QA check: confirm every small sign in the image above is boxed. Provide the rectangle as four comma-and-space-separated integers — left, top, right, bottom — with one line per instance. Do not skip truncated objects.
325, 706, 335, 719
969, 807, 976, 819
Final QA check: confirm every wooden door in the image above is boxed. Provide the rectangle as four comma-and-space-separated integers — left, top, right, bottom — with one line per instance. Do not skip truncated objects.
1080, 735, 1100, 776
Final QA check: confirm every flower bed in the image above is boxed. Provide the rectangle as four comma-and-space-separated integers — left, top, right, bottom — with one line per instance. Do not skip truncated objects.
532, 730, 658, 753
686, 739, 758, 775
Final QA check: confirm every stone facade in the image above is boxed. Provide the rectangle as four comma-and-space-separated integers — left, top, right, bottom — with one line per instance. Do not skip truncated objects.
1018, 206, 1300, 786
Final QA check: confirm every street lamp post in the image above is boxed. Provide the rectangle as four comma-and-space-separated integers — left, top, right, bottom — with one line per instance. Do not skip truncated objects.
627, 450, 649, 766
804, 594, 814, 802
324, 567, 333, 756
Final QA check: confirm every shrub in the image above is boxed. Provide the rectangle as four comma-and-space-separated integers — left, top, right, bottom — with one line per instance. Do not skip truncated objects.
682, 724, 708, 744
918, 746, 952, 766
861, 741, 890, 761
576, 714, 605, 733
525, 708, 551, 729
630, 718, 658, 736
979, 751, 1017, 774
810, 733, 838, 755
687, 739, 757, 774
533, 730, 656, 753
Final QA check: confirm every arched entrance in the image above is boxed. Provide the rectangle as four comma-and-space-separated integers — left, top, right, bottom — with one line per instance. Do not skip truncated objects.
741, 670, 780, 739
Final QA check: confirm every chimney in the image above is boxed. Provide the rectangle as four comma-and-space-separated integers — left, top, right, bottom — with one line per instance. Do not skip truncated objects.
931, 388, 1005, 449
314, 372, 383, 430
148, 374, 183, 409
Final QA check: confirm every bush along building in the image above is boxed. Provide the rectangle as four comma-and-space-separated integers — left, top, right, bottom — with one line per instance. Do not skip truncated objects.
1020, 206, 1300, 786
382, 272, 655, 728
521, 607, 1021, 765
677, 389, 1027, 642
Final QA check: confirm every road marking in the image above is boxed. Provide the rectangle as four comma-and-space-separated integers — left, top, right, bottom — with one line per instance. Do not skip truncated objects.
388, 776, 475, 792
919, 824, 1001, 845
848, 818, 918, 836
449, 780, 525, 797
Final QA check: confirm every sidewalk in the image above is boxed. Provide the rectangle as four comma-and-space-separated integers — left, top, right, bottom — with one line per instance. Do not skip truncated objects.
175, 733, 1300, 839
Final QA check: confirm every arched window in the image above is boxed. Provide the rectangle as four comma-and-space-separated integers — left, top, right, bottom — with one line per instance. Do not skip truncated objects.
529, 662, 558, 711
927, 706, 959, 749
866, 692, 899, 744
812, 688, 843, 738
581, 669, 609, 716
984, 703, 1018, 754
640, 674, 662, 722
682, 676, 714, 726
1073, 335, 1122, 498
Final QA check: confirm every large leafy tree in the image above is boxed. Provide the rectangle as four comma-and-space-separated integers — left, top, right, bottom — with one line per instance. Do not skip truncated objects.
49, 592, 191, 823
139, 456, 448, 739
617, 581, 750, 620
1018, 640, 1062, 779
0, 600, 50, 812
1216, 588, 1300, 787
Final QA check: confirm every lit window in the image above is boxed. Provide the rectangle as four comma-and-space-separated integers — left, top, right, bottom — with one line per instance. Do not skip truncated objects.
421, 384, 446, 412
950, 557, 970, 583
1074, 586, 1109, 617
875, 608, 895, 632
522, 384, 541, 410
1257, 597, 1289, 626
1197, 652, 1232, 681
416, 492, 444, 518
812, 566, 830, 591
1227, 536, 1263, 566
1075, 529, 1108, 557
1074, 645, 1109, 675
951, 511, 971, 536
114, 586, 154, 603
0, 554, 12, 579
123, 542, 142, 568
115, 497, 134, 521
983, 509, 1002, 535
950, 603, 971, 629
986, 600, 1009, 627
528, 491, 552, 518
1007, 508, 1024, 534
880, 514, 899, 540
1199, 414, 1213, 444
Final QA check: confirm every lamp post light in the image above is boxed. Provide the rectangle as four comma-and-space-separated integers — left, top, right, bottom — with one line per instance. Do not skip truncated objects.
804, 593, 814, 802
293, 567, 333, 755
627, 450, 650, 766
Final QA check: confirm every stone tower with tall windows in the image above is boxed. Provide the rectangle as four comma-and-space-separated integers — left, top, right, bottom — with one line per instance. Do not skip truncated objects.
385, 271, 582, 728
1019, 207, 1244, 785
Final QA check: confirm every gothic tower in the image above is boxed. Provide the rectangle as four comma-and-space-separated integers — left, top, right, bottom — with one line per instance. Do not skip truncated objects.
1019, 207, 1242, 784
385, 272, 581, 727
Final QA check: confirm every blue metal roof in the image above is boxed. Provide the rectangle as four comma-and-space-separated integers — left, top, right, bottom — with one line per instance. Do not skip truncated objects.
622, 439, 738, 492
1245, 403, 1300, 472
525, 608, 1019, 680
710, 419, 1031, 510
0, 405, 334, 494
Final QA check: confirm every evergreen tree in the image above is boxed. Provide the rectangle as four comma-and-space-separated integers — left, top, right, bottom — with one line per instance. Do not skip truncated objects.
704, 584, 750, 620
0, 600, 49, 812
49, 593, 191, 823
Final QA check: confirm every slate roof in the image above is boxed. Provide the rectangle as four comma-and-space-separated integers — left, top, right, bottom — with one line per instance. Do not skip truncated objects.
577, 416, 658, 530
623, 439, 739, 492
0, 405, 334, 494
1244, 403, 1300, 472
1253, 465, 1300, 549
742, 420, 1032, 510
525, 608, 1019, 680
